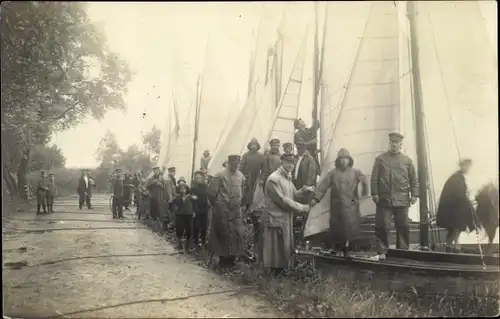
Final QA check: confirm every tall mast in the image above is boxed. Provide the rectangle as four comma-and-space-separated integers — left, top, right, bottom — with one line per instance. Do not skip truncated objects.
317, 3, 328, 164
407, 1, 429, 248
312, 2, 320, 123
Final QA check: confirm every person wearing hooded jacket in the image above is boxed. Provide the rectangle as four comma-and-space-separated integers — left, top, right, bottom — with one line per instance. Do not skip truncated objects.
239, 137, 265, 211
311, 148, 369, 256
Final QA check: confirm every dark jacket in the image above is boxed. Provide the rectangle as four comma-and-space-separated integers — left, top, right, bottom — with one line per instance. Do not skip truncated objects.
190, 182, 210, 214
171, 195, 196, 216
77, 176, 93, 198
113, 179, 124, 198
436, 171, 475, 232
475, 182, 499, 241
47, 180, 57, 197
261, 150, 281, 184
293, 152, 317, 190
37, 178, 49, 194
370, 151, 419, 208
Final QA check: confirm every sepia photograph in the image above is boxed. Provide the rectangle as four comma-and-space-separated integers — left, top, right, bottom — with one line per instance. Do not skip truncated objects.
2, 1, 498, 318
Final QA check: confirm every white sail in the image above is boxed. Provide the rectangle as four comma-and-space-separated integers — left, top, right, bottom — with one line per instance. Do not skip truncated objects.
156, 101, 174, 169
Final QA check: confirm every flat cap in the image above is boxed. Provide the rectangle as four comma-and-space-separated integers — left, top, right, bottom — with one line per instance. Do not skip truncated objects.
152, 166, 160, 170
280, 153, 296, 162
167, 167, 176, 171
283, 142, 293, 147
459, 158, 473, 166
269, 138, 280, 145
115, 168, 123, 172
389, 132, 404, 141
228, 155, 241, 161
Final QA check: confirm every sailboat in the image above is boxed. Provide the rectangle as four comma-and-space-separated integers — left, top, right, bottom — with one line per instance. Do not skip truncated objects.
297, 1, 498, 285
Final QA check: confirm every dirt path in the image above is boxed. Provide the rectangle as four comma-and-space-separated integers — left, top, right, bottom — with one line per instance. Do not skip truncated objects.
3, 195, 282, 318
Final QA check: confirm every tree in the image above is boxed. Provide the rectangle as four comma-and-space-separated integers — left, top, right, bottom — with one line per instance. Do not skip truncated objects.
1, 2, 133, 198
29, 144, 66, 172
95, 130, 122, 169
142, 125, 162, 160
118, 144, 151, 173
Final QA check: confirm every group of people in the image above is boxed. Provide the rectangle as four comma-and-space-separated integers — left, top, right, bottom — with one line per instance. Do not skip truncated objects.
35, 171, 57, 215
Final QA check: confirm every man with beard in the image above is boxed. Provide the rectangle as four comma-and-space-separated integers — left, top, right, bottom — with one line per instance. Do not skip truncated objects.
207, 155, 246, 270
146, 166, 166, 222
371, 133, 419, 256
191, 170, 210, 250
436, 159, 475, 253
310, 148, 369, 257
294, 118, 320, 174
239, 138, 265, 211
260, 153, 312, 275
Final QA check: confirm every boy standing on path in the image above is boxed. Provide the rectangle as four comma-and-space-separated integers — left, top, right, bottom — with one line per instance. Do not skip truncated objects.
36, 170, 49, 215
46, 173, 57, 213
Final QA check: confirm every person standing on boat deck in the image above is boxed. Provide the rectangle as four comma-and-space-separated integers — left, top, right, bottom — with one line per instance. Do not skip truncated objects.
239, 137, 265, 211
207, 155, 246, 269
293, 142, 317, 191
261, 153, 312, 275
371, 133, 419, 253
77, 169, 93, 210
436, 159, 476, 253
294, 118, 321, 174
310, 149, 369, 257
200, 149, 212, 174
146, 166, 166, 221
283, 142, 294, 156
475, 179, 499, 255
171, 183, 197, 252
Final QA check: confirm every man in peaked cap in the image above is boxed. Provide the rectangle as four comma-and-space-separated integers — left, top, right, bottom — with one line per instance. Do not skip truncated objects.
167, 167, 177, 188
36, 170, 49, 215
371, 132, 419, 257
147, 165, 165, 222
207, 154, 246, 269
261, 138, 281, 186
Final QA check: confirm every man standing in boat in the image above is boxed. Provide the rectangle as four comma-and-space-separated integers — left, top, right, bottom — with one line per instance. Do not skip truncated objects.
293, 142, 317, 191
436, 159, 476, 253
294, 118, 320, 174
310, 148, 369, 257
239, 138, 265, 212
261, 139, 282, 186
371, 133, 419, 254
207, 154, 246, 269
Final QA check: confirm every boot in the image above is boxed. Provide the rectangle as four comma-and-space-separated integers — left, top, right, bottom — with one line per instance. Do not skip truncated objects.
185, 240, 191, 253
175, 238, 183, 251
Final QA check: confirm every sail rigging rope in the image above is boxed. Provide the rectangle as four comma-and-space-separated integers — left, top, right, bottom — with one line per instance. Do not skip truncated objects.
424, 5, 486, 267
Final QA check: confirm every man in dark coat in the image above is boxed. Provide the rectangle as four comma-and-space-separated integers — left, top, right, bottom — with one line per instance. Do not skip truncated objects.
436, 159, 475, 253
293, 142, 317, 191
294, 118, 320, 174
147, 166, 166, 221
36, 170, 49, 215
239, 137, 265, 211
191, 170, 210, 249
112, 168, 125, 219
311, 149, 369, 256
371, 133, 419, 255
261, 138, 281, 186
475, 179, 499, 254
77, 169, 93, 210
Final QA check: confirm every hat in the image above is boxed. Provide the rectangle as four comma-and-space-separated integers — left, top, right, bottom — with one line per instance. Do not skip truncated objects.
269, 138, 280, 146
48, 173, 55, 176
115, 168, 123, 173
459, 158, 473, 166
247, 138, 261, 151
228, 155, 241, 162
167, 167, 176, 172
389, 132, 404, 141
295, 141, 307, 148
337, 148, 351, 159
194, 170, 204, 176
283, 142, 293, 148
280, 153, 296, 162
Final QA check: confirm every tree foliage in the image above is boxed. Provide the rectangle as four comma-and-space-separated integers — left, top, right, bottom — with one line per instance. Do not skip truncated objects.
1, 2, 133, 197
142, 125, 162, 159
29, 144, 66, 172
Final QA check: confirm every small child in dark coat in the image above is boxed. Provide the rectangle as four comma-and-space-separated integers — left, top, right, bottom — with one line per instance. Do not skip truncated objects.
191, 171, 210, 248
171, 183, 197, 252
46, 173, 57, 213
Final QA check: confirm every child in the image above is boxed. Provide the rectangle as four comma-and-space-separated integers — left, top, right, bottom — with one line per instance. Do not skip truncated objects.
283, 142, 294, 156
46, 173, 57, 213
36, 170, 49, 215
171, 183, 197, 252
191, 171, 210, 249
112, 168, 125, 219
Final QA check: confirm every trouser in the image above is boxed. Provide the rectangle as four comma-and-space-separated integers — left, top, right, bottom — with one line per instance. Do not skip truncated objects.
150, 198, 160, 220
46, 194, 55, 212
176, 214, 193, 245
193, 212, 208, 246
36, 191, 47, 213
375, 205, 410, 251
219, 256, 236, 268
445, 228, 461, 251
79, 194, 92, 209
112, 196, 124, 218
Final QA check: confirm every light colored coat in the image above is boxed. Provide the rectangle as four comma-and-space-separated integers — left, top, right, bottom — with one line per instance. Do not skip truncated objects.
260, 167, 309, 268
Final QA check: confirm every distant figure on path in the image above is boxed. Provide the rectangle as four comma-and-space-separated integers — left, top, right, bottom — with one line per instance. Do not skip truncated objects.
239, 138, 265, 211
200, 149, 212, 174
36, 170, 49, 215
191, 171, 210, 249
260, 153, 311, 275
77, 169, 93, 210
436, 159, 476, 253
310, 148, 369, 257
208, 154, 246, 269
371, 133, 419, 255
147, 166, 166, 221
46, 173, 57, 213
112, 168, 125, 219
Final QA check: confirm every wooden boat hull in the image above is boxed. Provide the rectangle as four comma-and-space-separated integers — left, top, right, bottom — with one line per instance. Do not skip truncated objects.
296, 250, 500, 298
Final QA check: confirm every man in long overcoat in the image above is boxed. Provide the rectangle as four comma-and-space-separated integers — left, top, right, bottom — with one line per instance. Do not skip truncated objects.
311, 148, 369, 256
146, 166, 166, 221
260, 138, 281, 187
371, 133, 419, 254
293, 142, 317, 191
77, 169, 93, 210
260, 153, 312, 275
207, 155, 246, 269
239, 137, 265, 211
436, 159, 475, 253
294, 118, 320, 174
